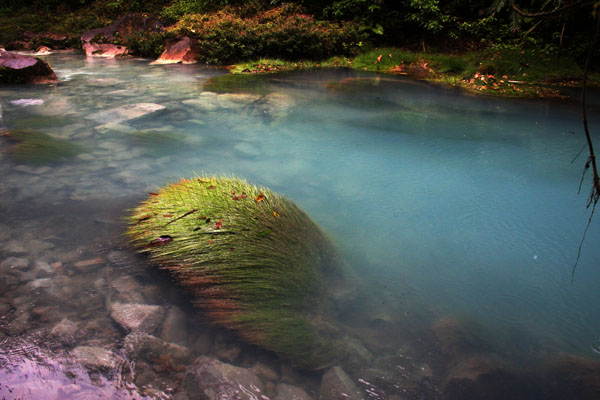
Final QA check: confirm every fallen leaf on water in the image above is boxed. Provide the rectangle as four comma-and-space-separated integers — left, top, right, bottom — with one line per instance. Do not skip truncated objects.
215, 219, 224, 229
207, 185, 216, 190
163, 214, 173, 218
255, 192, 265, 202
139, 215, 152, 221
149, 192, 159, 196
208, 240, 213, 244
231, 190, 236, 194
273, 211, 280, 218
200, 215, 206, 219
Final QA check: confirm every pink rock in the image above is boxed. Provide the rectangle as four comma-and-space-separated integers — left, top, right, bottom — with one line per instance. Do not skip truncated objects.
0, 49, 57, 84
151, 37, 197, 65
34, 46, 52, 55
83, 42, 129, 58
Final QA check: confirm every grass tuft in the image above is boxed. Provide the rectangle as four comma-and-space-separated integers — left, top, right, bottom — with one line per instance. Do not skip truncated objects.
126, 175, 344, 369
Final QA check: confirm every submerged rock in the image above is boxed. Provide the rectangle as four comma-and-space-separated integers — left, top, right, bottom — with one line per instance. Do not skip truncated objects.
87, 103, 165, 124
318, 366, 363, 400
151, 36, 197, 65
71, 346, 124, 372
0, 49, 57, 84
109, 302, 166, 334
183, 356, 264, 400
2, 130, 83, 164
126, 176, 349, 369
276, 383, 312, 400
123, 332, 191, 365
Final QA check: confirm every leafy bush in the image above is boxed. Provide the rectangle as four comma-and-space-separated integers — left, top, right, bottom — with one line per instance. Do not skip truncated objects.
171, 5, 368, 63
125, 31, 172, 58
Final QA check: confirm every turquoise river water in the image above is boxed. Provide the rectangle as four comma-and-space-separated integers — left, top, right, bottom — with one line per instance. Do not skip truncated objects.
0, 52, 599, 399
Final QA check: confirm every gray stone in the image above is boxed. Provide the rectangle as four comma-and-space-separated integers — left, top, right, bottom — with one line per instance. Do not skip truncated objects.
33, 260, 54, 277
87, 103, 165, 124
123, 332, 190, 365
2, 240, 27, 254
0, 257, 29, 272
109, 302, 165, 333
276, 383, 312, 400
71, 346, 124, 371
159, 305, 189, 345
51, 318, 78, 339
184, 356, 265, 400
318, 366, 363, 400
251, 362, 280, 382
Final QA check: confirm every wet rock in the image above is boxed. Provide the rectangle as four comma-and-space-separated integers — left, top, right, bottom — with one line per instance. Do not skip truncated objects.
319, 366, 364, 400
341, 336, 373, 370
0, 223, 10, 241
183, 356, 265, 400
251, 361, 280, 382
23, 31, 69, 49
109, 302, 165, 333
216, 346, 241, 364
151, 36, 197, 65
182, 92, 220, 112
123, 332, 191, 365
51, 318, 78, 343
32, 261, 53, 277
276, 383, 312, 400
108, 275, 147, 303
0, 257, 29, 272
0, 49, 58, 84
2, 240, 27, 255
442, 356, 543, 400
159, 305, 189, 345
82, 42, 129, 58
33, 46, 52, 55
218, 93, 261, 109
432, 317, 486, 358
25, 277, 53, 291
87, 103, 165, 124
72, 346, 124, 371
31, 305, 60, 323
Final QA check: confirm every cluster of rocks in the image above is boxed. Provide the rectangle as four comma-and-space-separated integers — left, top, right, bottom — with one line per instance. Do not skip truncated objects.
0, 219, 373, 400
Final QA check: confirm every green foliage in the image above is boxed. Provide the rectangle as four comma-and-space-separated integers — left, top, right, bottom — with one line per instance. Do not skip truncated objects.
126, 176, 345, 369
125, 31, 171, 58
406, 0, 451, 34
171, 5, 368, 63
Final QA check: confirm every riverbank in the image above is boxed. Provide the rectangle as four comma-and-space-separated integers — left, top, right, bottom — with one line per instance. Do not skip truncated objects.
229, 47, 600, 99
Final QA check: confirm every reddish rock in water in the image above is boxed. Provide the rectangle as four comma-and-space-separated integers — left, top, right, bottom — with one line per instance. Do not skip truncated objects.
0, 49, 57, 84
151, 37, 197, 65
82, 42, 129, 58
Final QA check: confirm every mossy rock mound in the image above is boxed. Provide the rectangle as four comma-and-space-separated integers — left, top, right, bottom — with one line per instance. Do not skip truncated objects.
126, 176, 347, 369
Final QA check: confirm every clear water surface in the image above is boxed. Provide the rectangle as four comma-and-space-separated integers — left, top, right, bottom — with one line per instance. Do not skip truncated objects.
0, 52, 599, 399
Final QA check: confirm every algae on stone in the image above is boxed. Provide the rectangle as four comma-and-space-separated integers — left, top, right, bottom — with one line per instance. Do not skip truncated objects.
4, 130, 83, 164
126, 176, 346, 369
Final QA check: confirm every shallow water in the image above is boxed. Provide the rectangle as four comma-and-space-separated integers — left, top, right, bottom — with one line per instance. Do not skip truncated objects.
1, 53, 599, 399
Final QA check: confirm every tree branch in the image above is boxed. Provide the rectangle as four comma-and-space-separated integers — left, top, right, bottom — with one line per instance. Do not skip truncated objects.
508, 0, 587, 17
